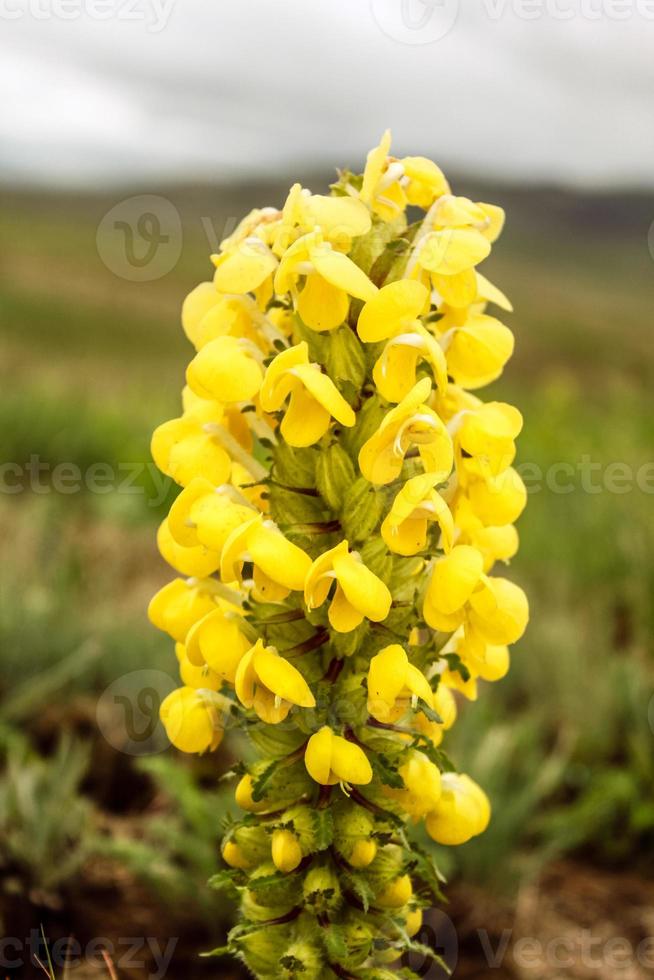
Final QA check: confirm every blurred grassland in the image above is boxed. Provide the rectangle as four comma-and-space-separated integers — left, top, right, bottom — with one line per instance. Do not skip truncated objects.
0, 178, 653, 893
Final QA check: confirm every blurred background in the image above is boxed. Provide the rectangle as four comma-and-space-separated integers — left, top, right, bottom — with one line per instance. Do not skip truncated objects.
1, 3, 653, 977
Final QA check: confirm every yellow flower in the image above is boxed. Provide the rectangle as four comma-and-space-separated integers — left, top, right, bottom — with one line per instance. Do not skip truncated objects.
184, 605, 251, 681
167, 477, 256, 555
275, 230, 377, 332
381, 473, 454, 556
384, 751, 442, 820
425, 773, 490, 845
160, 686, 227, 754
358, 378, 453, 486
272, 183, 372, 255
211, 236, 278, 295
360, 130, 407, 221
174, 642, 221, 690
455, 402, 523, 478
304, 727, 372, 786
157, 518, 220, 578
271, 829, 303, 873
357, 280, 429, 343
367, 644, 433, 723
186, 335, 264, 403
438, 312, 515, 389
373, 325, 448, 403
458, 466, 527, 529
423, 546, 529, 650
234, 640, 316, 724
148, 577, 218, 643
181, 281, 261, 351
151, 415, 231, 488
304, 540, 392, 632
401, 155, 450, 208
259, 342, 356, 447
221, 515, 312, 601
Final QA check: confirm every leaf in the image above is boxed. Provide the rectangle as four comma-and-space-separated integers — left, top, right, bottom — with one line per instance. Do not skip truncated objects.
442, 652, 471, 682
312, 808, 334, 851
417, 699, 444, 725
371, 753, 404, 790
251, 759, 280, 802
207, 868, 243, 894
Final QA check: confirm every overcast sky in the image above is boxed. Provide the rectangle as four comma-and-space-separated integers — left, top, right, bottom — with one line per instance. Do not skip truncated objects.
1, 0, 653, 189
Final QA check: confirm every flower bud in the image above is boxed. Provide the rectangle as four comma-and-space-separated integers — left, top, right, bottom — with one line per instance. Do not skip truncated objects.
376, 873, 413, 909
221, 840, 251, 870
302, 864, 342, 915
236, 924, 292, 977
246, 861, 301, 908
333, 805, 377, 868
280, 940, 324, 980
272, 829, 303, 873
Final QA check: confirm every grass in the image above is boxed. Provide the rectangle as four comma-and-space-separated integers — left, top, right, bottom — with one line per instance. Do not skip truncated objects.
0, 180, 652, 912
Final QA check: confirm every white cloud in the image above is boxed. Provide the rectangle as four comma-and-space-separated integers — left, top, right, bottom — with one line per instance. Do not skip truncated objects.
0, 0, 652, 187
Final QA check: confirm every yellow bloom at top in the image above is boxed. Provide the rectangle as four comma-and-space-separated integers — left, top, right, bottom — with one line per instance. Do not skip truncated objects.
360, 130, 407, 222
259, 342, 356, 447
381, 473, 454, 556
234, 639, 316, 724
211, 237, 278, 296
305, 726, 372, 786
366, 644, 433, 724
304, 540, 392, 633
358, 378, 453, 486
275, 230, 377, 332
221, 514, 312, 602
271, 182, 372, 256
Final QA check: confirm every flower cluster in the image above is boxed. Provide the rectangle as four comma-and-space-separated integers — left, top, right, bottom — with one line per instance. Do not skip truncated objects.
149, 130, 528, 979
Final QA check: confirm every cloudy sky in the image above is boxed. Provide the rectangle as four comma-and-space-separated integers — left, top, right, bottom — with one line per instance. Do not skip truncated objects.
1, 0, 653, 188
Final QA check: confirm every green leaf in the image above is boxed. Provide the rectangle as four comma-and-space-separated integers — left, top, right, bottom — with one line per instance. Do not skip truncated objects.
417, 699, 444, 725
311, 808, 334, 850
371, 753, 405, 789
251, 759, 280, 802
323, 922, 349, 961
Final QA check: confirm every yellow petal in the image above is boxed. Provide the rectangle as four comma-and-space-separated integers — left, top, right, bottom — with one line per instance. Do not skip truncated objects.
357, 280, 428, 343
157, 518, 220, 578
186, 336, 263, 402
281, 383, 332, 447
373, 326, 447, 402
291, 364, 356, 428
310, 243, 378, 303
253, 644, 315, 708
247, 522, 312, 592
445, 314, 514, 390
468, 577, 529, 645
272, 829, 303, 873
212, 240, 277, 294
181, 281, 220, 347
160, 687, 224, 754
185, 606, 250, 680
333, 552, 392, 623
259, 343, 310, 412
330, 734, 373, 785
368, 644, 409, 712
305, 726, 335, 785
328, 584, 365, 633
418, 227, 491, 276
297, 272, 349, 331
148, 578, 217, 643
302, 194, 371, 244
